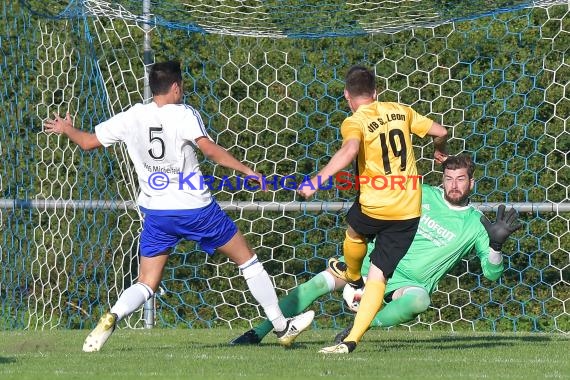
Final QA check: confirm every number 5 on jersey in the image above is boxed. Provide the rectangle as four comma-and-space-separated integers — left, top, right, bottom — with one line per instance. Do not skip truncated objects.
148, 126, 165, 160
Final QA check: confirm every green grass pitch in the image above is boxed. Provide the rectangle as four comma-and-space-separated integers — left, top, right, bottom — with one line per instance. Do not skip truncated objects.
1, 329, 568, 380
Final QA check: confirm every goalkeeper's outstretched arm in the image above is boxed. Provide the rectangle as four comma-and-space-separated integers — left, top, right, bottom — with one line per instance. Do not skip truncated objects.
479, 204, 522, 280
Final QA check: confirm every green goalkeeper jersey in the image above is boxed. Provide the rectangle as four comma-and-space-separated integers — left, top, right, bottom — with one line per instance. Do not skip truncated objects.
358, 184, 504, 295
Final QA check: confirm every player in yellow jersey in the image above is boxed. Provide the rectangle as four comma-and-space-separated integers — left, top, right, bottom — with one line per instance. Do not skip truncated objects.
298, 65, 448, 353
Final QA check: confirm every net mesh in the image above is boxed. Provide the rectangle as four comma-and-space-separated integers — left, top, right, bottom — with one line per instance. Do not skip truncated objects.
1, 0, 568, 332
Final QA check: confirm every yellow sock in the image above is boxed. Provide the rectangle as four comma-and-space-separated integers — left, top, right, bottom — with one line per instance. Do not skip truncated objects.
344, 279, 386, 343
343, 231, 367, 281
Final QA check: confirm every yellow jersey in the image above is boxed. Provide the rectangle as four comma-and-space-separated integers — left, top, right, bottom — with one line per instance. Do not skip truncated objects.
340, 101, 433, 220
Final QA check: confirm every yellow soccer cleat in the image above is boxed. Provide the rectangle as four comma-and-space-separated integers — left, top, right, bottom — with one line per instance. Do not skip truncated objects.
318, 341, 357, 354
328, 258, 365, 288
82, 312, 117, 352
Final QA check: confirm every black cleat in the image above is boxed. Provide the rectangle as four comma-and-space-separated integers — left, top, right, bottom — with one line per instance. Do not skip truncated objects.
229, 329, 262, 345
334, 322, 353, 344
328, 258, 365, 288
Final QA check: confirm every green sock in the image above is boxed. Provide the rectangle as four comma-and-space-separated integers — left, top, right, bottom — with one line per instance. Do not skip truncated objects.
370, 287, 430, 328
253, 272, 333, 339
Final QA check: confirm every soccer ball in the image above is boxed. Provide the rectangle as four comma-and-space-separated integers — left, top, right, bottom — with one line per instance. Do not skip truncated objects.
342, 277, 366, 313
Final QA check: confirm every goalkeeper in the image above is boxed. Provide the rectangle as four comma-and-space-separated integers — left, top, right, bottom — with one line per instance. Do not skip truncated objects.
230, 154, 522, 348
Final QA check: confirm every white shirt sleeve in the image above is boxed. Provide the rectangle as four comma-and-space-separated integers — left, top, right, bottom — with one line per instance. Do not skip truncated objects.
178, 106, 212, 143
94, 111, 132, 147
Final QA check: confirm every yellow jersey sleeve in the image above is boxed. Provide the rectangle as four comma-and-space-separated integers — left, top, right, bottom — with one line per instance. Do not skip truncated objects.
340, 118, 362, 143
406, 107, 433, 138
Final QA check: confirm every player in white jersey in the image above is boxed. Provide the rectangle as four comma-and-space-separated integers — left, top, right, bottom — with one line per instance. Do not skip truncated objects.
44, 60, 314, 352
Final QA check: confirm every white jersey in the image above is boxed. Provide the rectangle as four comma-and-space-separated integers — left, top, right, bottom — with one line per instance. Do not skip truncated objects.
95, 102, 213, 212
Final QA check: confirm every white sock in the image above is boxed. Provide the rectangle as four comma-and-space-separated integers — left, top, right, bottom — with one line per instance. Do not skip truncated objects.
239, 255, 287, 331
321, 271, 337, 292
110, 282, 154, 321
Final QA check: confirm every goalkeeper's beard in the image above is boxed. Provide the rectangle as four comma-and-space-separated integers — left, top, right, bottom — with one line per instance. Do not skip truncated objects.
444, 189, 470, 206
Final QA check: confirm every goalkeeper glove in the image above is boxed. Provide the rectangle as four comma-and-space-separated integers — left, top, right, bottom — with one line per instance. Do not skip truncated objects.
480, 204, 522, 251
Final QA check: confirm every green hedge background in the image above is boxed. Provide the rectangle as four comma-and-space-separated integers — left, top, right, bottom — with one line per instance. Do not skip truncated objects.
1, 0, 568, 332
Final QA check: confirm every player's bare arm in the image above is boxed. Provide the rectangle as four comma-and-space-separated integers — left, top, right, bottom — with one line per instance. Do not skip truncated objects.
297, 138, 360, 199
44, 111, 102, 150
426, 121, 448, 163
196, 136, 263, 185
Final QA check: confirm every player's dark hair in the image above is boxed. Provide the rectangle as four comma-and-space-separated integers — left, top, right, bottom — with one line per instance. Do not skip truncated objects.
345, 65, 376, 98
442, 154, 475, 179
149, 60, 182, 95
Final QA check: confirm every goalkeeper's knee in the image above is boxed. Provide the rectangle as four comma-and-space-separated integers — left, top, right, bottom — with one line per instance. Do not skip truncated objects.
402, 287, 430, 314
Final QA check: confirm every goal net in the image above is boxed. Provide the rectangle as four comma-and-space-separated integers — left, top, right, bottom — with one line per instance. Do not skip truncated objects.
1, 0, 568, 333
